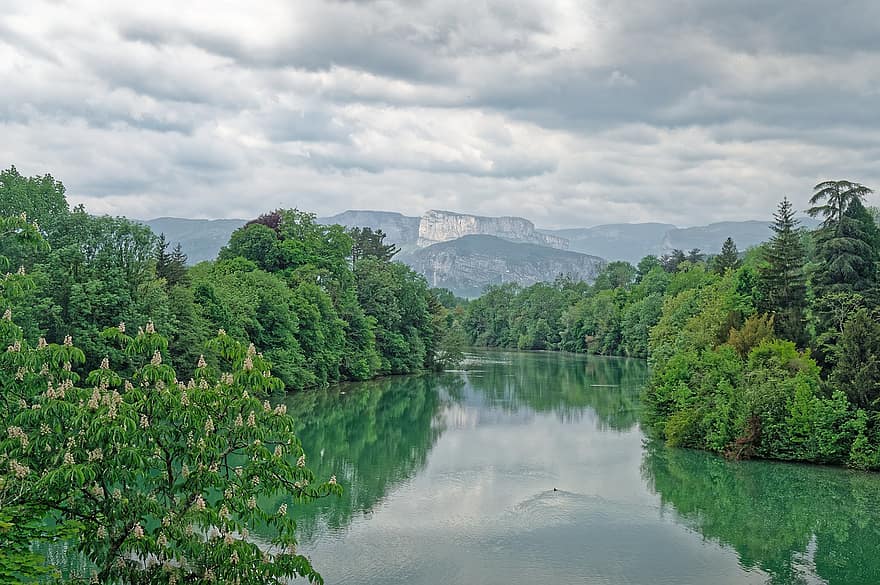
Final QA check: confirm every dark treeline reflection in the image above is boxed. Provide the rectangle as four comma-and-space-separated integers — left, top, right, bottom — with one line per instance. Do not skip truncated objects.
642, 441, 880, 585
279, 375, 454, 538
463, 350, 648, 431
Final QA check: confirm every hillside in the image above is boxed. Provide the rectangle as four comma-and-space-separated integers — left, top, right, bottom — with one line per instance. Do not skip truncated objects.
404, 235, 605, 298
542, 218, 821, 263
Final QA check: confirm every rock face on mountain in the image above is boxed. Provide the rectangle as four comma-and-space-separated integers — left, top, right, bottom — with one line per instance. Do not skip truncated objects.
418, 210, 568, 249
318, 210, 420, 248
405, 235, 604, 298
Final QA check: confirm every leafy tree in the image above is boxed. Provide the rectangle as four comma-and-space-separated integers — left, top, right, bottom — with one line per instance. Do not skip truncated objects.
727, 313, 774, 358
1, 319, 340, 583
758, 198, 808, 345
354, 258, 437, 374
713, 237, 740, 274
636, 256, 662, 282
0, 166, 68, 235
594, 261, 637, 291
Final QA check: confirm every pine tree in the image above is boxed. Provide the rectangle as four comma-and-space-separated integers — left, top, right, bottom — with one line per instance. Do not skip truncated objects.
154, 232, 172, 278
155, 234, 189, 287
759, 198, 807, 345
168, 242, 190, 286
713, 237, 740, 274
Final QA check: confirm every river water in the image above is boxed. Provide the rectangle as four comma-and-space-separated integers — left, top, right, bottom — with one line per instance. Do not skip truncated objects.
273, 350, 880, 585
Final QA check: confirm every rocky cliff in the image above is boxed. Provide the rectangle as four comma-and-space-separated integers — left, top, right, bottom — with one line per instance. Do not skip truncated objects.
405, 235, 604, 298
417, 210, 568, 249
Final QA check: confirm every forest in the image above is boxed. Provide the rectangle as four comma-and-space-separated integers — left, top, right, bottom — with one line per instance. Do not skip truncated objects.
464, 181, 880, 470
0, 166, 463, 583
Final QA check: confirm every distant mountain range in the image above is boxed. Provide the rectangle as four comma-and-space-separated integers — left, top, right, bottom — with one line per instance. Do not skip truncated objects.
142, 210, 819, 297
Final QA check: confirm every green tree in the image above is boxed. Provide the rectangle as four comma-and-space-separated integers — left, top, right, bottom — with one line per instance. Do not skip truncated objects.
0, 166, 69, 235
1, 320, 340, 583
594, 261, 637, 291
758, 198, 807, 345
808, 181, 877, 295
829, 309, 880, 410
713, 237, 740, 274
348, 227, 399, 266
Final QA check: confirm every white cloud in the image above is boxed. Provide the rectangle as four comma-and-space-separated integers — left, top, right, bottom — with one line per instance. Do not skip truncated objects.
2, 0, 879, 227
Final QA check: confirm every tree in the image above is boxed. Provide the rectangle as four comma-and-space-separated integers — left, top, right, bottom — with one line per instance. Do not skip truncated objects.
1, 321, 341, 583
660, 249, 687, 273
0, 166, 69, 234
348, 227, 399, 266
154, 235, 189, 288
686, 248, 705, 264
713, 238, 740, 274
808, 180, 877, 296
808, 180, 873, 235
759, 198, 807, 345
593, 261, 637, 291
830, 309, 880, 410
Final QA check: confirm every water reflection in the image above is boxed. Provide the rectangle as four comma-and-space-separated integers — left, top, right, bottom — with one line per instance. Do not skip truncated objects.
280, 374, 457, 539
642, 440, 880, 585
278, 349, 880, 585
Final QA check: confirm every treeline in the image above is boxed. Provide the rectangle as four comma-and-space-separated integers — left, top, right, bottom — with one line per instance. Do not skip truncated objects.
465, 181, 880, 469
0, 165, 463, 389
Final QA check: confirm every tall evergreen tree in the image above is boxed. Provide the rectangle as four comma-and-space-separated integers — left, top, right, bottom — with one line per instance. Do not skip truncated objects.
759, 198, 807, 345
713, 237, 740, 274
155, 234, 189, 287
809, 182, 877, 296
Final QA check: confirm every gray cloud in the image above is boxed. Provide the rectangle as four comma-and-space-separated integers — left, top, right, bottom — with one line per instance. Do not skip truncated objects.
2, 0, 879, 228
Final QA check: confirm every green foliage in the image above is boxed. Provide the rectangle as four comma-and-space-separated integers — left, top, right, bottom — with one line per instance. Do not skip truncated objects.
829, 309, 880, 409
354, 258, 436, 374
726, 313, 774, 358
1, 320, 341, 583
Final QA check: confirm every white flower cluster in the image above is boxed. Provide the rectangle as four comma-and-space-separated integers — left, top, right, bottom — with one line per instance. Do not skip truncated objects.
7, 426, 28, 448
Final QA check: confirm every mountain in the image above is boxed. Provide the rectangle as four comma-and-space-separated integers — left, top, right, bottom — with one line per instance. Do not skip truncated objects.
542, 223, 675, 264
141, 217, 246, 264
417, 209, 567, 249
543, 218, 822, 264
404, 235, 605, 298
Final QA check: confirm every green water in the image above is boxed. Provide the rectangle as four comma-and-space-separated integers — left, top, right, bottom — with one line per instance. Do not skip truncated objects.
275, 350, 880, 585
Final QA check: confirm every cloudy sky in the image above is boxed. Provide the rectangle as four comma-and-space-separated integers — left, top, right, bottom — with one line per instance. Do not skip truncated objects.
2, 1, 879, 227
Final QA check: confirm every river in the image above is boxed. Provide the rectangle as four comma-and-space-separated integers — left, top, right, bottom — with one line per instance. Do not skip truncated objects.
272, 349, 880, 585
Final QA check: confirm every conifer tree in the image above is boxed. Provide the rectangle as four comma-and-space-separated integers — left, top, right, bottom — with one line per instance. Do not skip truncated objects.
759, 198, 807, 344
808, 180, 877, 296
713, 237, 740, 274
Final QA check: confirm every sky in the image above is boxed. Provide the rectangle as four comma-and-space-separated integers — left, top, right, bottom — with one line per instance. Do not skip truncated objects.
2, 1, 879, 228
